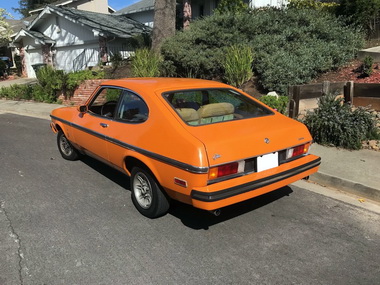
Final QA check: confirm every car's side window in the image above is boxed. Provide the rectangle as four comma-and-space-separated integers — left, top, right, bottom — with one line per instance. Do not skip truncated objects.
88, 87, 123, 117
115, 91, 149, 123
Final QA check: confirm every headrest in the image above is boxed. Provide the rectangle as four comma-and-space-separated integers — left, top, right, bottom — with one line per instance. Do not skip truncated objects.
198, 103, 234, 118
176, 108, 199, 122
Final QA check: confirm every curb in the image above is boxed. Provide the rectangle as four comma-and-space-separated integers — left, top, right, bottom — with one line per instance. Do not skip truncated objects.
310, 172, 380, 203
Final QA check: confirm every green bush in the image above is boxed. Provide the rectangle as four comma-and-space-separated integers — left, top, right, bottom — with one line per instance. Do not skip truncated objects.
0, 68, 104, 103
223, 44, 253, 88
66, 70, 104, 91
259, 95, 289, 115
161, 8, 364, 94
131, 48, 162, 77
36, 65, 65, 102
302, 94, 380, 150
360, 56, 373, 77
0, 84, 34, 100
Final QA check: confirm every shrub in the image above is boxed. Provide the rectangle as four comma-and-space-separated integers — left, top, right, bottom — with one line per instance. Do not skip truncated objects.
223, 44, 253, 88
259, 95, 289, 115
131, 48, 162, 77
0, 68, 105, 103
36, 65, 65, 102
66, 70, 104, 91
110, 53, 123, 69
161, 8, 364, 94
359, 56, 373, 77
302, 94, 380, 150
0, 84, 34, 100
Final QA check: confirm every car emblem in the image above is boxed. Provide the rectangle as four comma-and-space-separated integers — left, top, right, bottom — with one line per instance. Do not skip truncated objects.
264, 138, 270, 144
213, 154, 221, 160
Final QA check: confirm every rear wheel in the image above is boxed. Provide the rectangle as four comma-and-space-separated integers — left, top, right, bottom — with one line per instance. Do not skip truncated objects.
57, 130, 79, 161
131, 167, 170, 218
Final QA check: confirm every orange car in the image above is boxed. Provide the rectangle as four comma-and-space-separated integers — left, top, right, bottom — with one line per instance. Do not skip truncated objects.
50, 78, 320, 218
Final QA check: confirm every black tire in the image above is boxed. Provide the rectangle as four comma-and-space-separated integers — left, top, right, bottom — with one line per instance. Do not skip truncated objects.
131, 167, 170, 218
57, 130, 79, 161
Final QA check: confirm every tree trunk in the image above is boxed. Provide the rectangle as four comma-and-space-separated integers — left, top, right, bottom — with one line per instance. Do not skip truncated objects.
152, 0, 176, 53
183, 0, 192, 30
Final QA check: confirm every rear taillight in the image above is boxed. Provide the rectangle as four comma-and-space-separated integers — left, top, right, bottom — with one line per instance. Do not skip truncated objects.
209, 161, 244, 180
286, 143, 310, 160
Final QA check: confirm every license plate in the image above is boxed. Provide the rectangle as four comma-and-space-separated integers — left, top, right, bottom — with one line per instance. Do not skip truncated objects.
257, 152, 279, 172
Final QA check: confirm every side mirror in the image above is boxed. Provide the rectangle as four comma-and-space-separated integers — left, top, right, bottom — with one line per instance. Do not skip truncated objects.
78, 105, 87, 113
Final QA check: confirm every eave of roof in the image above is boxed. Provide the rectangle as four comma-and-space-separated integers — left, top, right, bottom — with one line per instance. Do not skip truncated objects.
14, 28, 55, 45
27, 5, 151, 39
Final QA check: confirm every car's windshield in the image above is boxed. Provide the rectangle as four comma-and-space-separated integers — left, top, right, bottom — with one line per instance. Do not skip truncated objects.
163, 88, 273, 126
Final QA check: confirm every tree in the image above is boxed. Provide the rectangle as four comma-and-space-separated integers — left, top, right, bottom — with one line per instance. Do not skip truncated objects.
336, 0, 380, 36
15, 0, 57, 18
152, 0, 176, 52
0, 9, 13, 47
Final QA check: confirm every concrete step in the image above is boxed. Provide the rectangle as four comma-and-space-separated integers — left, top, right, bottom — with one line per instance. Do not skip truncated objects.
358, 46, 380, 62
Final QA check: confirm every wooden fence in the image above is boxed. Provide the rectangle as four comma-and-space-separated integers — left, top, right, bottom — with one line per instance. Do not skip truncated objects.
288, 81, 380, 118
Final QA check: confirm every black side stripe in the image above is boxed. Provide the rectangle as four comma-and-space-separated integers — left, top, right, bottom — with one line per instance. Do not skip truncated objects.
50, 115, 209, 174
191, 157, 321, 202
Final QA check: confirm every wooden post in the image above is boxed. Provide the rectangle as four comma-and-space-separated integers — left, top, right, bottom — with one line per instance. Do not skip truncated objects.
322, 81, 330, 96
344, 81, 354, 104
288, 85, 295, 118
288, 85, 300, 118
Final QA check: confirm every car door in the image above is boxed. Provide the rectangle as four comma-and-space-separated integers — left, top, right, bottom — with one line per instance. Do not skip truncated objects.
71, 86, 124, 162
106, 90, 150, 169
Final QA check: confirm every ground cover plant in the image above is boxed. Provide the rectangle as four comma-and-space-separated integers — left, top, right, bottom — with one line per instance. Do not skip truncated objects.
161, 7, 364, 94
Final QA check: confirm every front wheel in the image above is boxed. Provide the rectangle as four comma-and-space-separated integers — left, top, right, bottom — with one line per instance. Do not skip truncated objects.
57, 130, 79, 161
131, 167, 170, 218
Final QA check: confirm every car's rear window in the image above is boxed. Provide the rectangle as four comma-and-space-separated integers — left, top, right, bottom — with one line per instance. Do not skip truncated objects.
163, 88, 273, 126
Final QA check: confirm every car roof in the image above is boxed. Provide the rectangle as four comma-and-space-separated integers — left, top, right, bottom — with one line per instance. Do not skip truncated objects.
100, 78, 231, 94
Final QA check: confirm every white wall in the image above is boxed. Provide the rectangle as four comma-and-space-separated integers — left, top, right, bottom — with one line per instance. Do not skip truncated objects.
36, 15, 98, 48
55, 43, 100, 72
128, 11, 154, 27
75, 0, 110, 14
250, 0, 288, 8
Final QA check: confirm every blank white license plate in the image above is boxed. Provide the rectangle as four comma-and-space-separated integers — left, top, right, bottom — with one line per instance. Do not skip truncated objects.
257, 152, 279, 172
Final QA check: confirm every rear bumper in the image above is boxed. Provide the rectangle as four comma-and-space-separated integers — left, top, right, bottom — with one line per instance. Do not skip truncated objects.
190, 155, 321, 210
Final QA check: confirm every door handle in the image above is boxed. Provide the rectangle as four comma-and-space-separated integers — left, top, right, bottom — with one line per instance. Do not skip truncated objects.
100, 123, 108, 128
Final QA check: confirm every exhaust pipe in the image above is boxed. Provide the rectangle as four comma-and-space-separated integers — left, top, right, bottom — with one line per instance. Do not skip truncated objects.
209, 209, 221, 216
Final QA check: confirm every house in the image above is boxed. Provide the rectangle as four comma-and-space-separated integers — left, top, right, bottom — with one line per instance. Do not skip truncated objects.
12, 5, 150, 78
4, 0, 115, 72
115, 0, 289, 27
28, 0, 115, 15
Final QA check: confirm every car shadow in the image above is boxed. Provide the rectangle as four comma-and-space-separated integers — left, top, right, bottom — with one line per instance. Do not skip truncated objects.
80, 155, 131, 189
79, 155, 293, 229
169, 186, 293, 230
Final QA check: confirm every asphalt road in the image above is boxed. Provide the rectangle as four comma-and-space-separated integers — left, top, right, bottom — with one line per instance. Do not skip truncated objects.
1, 113, 379, 285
